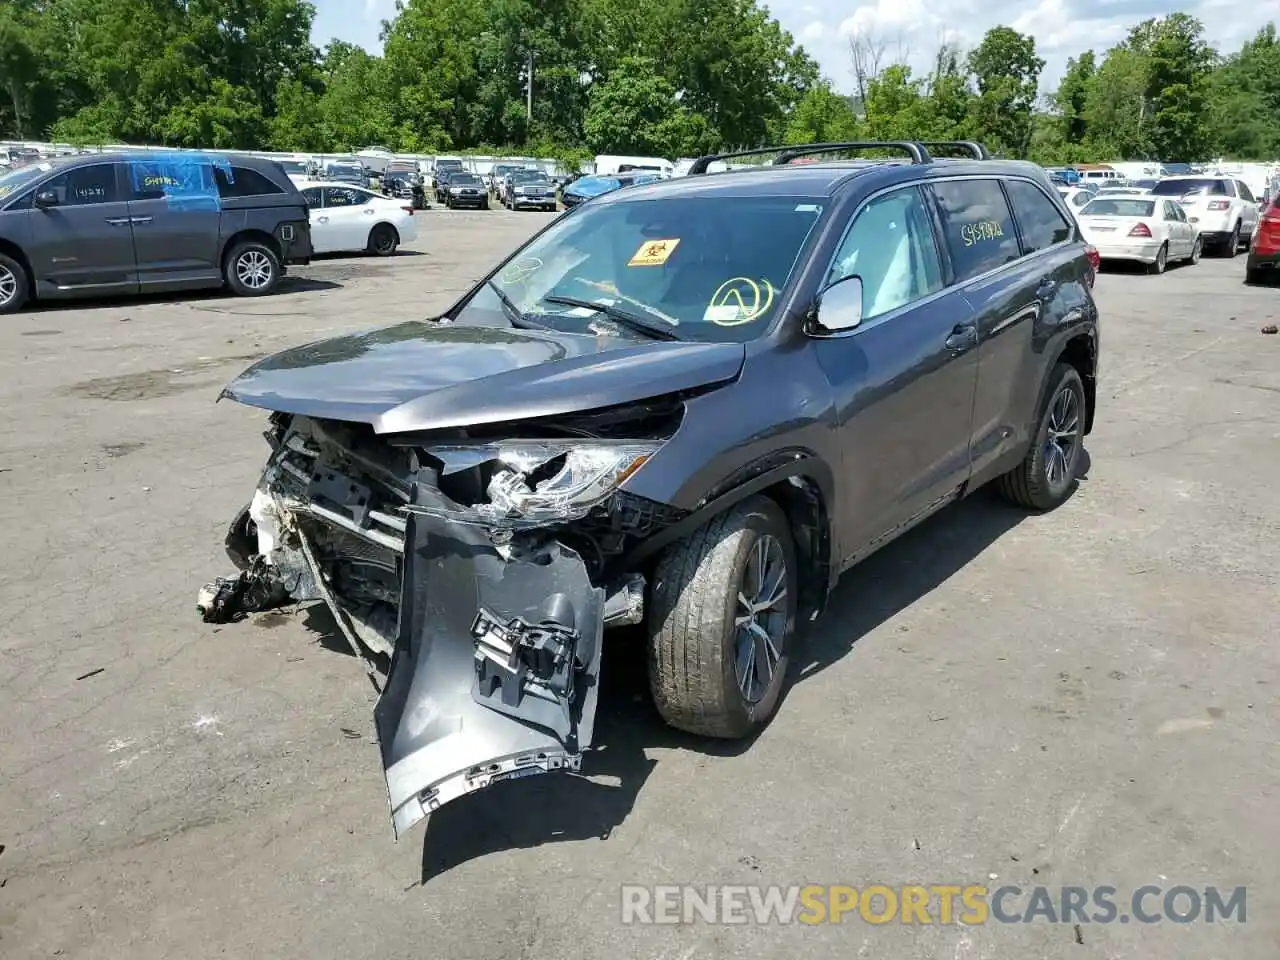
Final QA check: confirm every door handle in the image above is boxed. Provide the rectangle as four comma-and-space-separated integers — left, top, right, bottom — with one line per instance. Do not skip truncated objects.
945, 324, 978, 351
104, 217, 131, 226
317, 216, 329, 223
130, 216, 153, 225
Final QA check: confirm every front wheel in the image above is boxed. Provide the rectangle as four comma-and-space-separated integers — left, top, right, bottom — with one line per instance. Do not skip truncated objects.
995, 363, 1086, 511
367, 223, 399, 256
0, 253, 31, 314
648, 495, 798, 739
224, 241, 280, 297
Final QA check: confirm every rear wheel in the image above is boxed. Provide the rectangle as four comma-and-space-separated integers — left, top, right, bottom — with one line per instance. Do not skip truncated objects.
0, 253, 30, 314
367, 223, 399, 256
224, 241, 280, 297
1188, 235, 1201, 264
996, 363, 1086, 511
648, 495, 797, 739
1148, 243, 1168, 274
1224, 223, 1240, 257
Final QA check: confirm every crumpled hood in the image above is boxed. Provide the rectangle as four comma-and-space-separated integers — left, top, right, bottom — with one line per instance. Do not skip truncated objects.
221, 320, 745, 434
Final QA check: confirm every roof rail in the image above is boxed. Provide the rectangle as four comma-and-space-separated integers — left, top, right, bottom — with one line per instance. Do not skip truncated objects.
686, 141, 932, 175
917, 140, 991, 160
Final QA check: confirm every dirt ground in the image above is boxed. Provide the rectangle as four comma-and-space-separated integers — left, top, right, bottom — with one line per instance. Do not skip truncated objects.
1, 208, 1277, 959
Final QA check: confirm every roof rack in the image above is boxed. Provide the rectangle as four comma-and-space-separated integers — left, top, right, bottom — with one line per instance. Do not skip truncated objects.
685, 139, 994, 175
687, 141, 932, 175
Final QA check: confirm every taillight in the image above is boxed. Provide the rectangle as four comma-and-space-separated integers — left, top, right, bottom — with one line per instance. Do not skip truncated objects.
1127, 222, 1152, 237
1206, 200, 1230, 210
1084, 244, 1100, 285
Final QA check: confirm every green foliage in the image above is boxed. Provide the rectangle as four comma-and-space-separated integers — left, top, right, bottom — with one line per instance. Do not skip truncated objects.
0, 2, 1274, 166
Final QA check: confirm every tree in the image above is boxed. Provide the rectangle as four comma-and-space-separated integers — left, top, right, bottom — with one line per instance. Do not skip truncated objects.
966, 27, 1044, 157
1054, 51, 1095, 146
784, 82, 859, 144
1081, 44, 1152, 159
583, 56, 704, 156
0, 7, 38, 138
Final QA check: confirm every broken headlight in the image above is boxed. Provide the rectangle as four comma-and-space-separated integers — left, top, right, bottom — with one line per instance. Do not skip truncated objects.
429, 441, 660, 525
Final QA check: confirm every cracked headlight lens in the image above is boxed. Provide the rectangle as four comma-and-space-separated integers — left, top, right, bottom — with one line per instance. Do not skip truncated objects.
429, 441, 660, 524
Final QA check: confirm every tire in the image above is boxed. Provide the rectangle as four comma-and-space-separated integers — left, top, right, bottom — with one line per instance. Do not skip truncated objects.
445, 197, 454, 209
481, 198, 489, 210
0, 252, 30, 314
1188, 235, 1201, 265
224, 240, 280, 297
995, 363, 1086, 511
1245, 267, 1265, 285
1223, 222, 1240, 257
367, 223, 399, 257
648, 495, 798, 739
1148, 243, 1167, 274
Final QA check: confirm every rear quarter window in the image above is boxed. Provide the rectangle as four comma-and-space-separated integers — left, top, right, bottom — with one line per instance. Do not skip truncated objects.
215, 166, 286, 199
930, 179, 1021, 281
1005, 180, 1072, 254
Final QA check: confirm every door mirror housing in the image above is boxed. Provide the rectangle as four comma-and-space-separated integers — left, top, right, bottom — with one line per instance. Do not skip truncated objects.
34, 190, 59, 208
810, 275, 864, 333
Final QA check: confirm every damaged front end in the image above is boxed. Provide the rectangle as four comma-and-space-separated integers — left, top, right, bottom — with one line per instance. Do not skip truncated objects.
201, 407, 681, 836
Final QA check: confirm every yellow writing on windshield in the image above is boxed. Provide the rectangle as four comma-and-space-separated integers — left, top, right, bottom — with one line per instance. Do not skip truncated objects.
961, 220, 1006, 246
704, 277, 774, 326
628, 238, 680, 266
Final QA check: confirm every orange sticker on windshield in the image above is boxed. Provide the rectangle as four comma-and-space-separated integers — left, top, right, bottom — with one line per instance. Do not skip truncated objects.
628, 238, 680, 266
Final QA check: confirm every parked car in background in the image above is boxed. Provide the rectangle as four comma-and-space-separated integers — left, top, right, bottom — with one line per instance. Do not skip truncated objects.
431, 158, 466, 194
501, 169, 557, 210
1057, 186, 1095, 211
275, 158, 317, 184
0, 152, 312, 313
324, 161, 370, 188
202, 139, 1099, 837
1149, 176, 1259, 255
1093, 185, 1153, 198
1245, 192, 1279, 284
488, 163, 521, 195
297, 180, 416, 256
561, 172, 663, 208
1075, 195, 1201, 273
381, 162, 426, 209
441, 172, 489, 209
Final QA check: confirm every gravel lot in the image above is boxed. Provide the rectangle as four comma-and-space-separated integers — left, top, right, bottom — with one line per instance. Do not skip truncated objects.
1, 207, 1278, 960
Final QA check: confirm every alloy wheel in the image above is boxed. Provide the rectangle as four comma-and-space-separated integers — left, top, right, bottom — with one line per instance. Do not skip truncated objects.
1153, 246, 1166, 273
0, 265, 17, 307
236, 250, 273, 290
1043, 385, 1082, 491
733, 534, 788, 704
1190, 237, 1201, 263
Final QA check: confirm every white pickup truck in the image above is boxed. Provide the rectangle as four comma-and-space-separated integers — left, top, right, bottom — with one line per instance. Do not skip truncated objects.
1149, 175, 1261, 256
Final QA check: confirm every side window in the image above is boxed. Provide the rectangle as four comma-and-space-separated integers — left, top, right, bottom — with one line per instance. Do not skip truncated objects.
1164, 200, 1180, 221
128, 159, 216, 202
1235, 180, 1254, 203
214, 166, 285, 199
827, 186, 944, 321
1005, 180, 1071, 253
42, 164, 120, 205
301, 187, 323, 208
323, 187, 365, 207
930, 179, 1021, 281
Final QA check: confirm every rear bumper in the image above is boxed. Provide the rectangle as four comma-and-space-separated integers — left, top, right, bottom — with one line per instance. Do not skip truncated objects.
447, 193, 486, 207
1091, 238, 1163, 263
1245, 247, 1280, 276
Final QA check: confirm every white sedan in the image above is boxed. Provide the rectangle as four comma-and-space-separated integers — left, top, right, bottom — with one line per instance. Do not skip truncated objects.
1057, 186, 1095, 211
297, 180, 418, 256
1075, 195, 1201, 273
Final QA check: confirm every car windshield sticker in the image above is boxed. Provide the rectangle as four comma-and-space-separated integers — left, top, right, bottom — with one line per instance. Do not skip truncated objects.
628, 238, 680, 266
129, 153, 228, 210
961, 220, 1006, 246
703, 277, 774, 326
500, 257, 542, 285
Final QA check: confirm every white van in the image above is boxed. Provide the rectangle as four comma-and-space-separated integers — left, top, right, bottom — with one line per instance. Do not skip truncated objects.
594, 154, 673, 178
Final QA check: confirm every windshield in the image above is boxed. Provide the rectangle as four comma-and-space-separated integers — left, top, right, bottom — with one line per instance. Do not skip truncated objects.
279, 161, 308, 173
1081, 199, 1155, 217
1151, 178, 1226, 197
451, 174, 481, 185
0, 161, 55, 199
437, 161, 464, 171
459, 195, 824, 344
329, 164, 363, 176
512, 170, 546, 183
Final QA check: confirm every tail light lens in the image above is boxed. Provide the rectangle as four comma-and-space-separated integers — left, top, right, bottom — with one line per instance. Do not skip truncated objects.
1084, 244, 1100, 285
1128, 222, 1152, 237
1206, 200, 1230, 211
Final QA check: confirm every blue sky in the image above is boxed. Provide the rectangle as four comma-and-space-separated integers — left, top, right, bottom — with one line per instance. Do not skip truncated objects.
310, 0, 1261, 93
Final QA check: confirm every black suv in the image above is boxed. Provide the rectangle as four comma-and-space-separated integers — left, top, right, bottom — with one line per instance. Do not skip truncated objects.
202, 140, 1099, 837
0, 152, 312, 313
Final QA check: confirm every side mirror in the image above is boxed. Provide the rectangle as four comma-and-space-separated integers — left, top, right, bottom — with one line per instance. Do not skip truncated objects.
811, 275, 864, 333
34, 190, 58, 208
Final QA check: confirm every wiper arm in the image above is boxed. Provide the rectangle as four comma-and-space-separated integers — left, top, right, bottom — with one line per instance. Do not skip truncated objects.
486, 279, 547, 329
542, 295, 681, 341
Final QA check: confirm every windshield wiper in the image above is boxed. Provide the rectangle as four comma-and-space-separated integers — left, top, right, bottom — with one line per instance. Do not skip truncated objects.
541, 295, 681, 341
486, 279, 548, 330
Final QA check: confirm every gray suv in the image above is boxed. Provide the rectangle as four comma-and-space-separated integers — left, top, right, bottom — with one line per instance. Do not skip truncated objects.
0, 152, 312, 313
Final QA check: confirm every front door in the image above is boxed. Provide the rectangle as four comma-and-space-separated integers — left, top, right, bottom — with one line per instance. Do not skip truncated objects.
25, 162, 138, 298
316, 186, 375, 253
123, 157, 223, 289
811, 184, 980, 562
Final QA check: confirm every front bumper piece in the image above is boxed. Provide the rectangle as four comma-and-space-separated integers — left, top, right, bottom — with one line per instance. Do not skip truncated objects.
200, 416, 622, 837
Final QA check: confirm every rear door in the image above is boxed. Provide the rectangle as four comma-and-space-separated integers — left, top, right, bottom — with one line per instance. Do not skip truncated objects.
1162, 200, 1190, 256
939, 177, 1085, 481
25, 161, 138, 297
812, 183, 980, 557
300, 186, 331, 253
124, 157, 223, 289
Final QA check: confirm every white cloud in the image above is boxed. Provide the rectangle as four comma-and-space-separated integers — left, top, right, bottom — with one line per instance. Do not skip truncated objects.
801, 20, 827, 41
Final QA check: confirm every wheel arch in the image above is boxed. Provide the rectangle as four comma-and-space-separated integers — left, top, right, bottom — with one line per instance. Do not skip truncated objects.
221, 229, 282, 266
619, 452, 836, 624
0, 238, 35, 293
